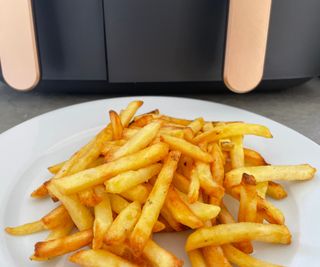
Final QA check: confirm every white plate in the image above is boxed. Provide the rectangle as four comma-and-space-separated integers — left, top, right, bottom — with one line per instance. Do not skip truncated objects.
0, 96, 319, 267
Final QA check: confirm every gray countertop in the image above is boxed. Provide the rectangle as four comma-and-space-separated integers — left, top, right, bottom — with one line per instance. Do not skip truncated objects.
0, 79, 319, 144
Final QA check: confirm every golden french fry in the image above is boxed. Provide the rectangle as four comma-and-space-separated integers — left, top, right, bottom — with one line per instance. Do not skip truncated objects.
193, 123, 273, 143
222, 244, 282, 267
123, 128, 139, 140
176, 190, 221, 222
172, 172, 190, 194
5, 221, 45, 236
130, 151, 181, 254
160, 205, 185, 232
202, 122, 214, 132
161, 134, 213, 163
119, 100, 144, 127
105, 163, 162, 194
202, 246, 232, 267
130, 114, 154, 128
47, 183, 93, 231
230, 135, 244, 169
105, 201, 141, 245
188, 118, 205, 134
102, 140, 126, 155
195, 161, 225, 200
185, 223, 291, 251
41, 205, 72, 230
53, 142, 169, 195
188, 249, 207, 267
120, 183, 151, 204
165, 186, 203, 229
34, 229, 93, 258
210, 143, 225, 186
110, 110, 124, 140
106, 121, 162, 161
244, 148, 268, 166
93, 186, 113, 249
256, 181, 268, 198
48, 161, 66, 174
158, 114, 192, 126
178, 155, 194, 179
78, 188, 102, 207
143, 239, 184, 267
152, 221, 166, 233
225, 164, 316, 187
69, 249, 138, 267
188, 167, 200, 203
267, 181, 288, 200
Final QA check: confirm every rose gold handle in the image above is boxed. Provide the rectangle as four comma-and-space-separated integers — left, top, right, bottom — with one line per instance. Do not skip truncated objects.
224, 0, 272, 93
0, 0, 40, 91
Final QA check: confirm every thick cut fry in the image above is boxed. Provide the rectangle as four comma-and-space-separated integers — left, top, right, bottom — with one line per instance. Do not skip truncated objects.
53, 143, 169, 195
41, 205, 72, 229
193, 123, 273, 143
224, 164, 316, 187
160, 205, 185, 232
256, 181, 268, 198
185, 223, 291, 251
267, 181, 288, 200
130, 114, 154, 128
244, 148, 268, 166
222, 244, 282, 267
78, 188, 102, 207
34, 229, 93, 258
93, 187, 113, 249
6, 221, 45, 236
105, 164, 162, 193
109, 110, 124, 140
238, 175, 257, 223
119, 100, 144, 127
202, 246, 232, 267
188, 118, 205, 134
69, 249, 138, 267
130, 151, 181, 254
143, 239, 184, 267
47, 183, 93, 231
188, 249, 207, 267
230, 136, 244, 169
202, 122, 214, 132
195, 161, 225, 199
105, 201, 141, 245
176, 190, 221, 222
178, 155, 194, 179
165, 186, 203, 229
172, 172, 190, 194
120, 183, 151, 203
161, 135, 213, 163
188, 167, 200, 203
106, 121, 162, 161
210, 143, 225, 186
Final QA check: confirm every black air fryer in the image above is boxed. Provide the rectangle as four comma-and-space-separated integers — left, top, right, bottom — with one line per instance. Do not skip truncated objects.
0, 0, 320, 93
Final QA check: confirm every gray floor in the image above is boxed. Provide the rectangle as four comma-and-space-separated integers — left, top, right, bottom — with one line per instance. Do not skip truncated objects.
0, 79, 319, 144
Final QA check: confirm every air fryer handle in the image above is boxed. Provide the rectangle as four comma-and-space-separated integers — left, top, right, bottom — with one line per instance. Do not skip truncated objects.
224, 0, 272, 93
0, 0, 40, 91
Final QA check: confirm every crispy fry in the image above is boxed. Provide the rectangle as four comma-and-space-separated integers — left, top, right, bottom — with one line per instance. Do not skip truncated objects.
109, 110, 124, 140
244, 148, 268, 166
106, 121, 162, 161
185, 223, 291, 251
188, 118, 205, 134
93, 186, 113, 249
105, 163, 162, 194
222, 244, 282, 267
48, 161, 65, 174
188, 249, 207, 267
160, 205, 185, 232
230, 135, 244, 169
119, 100, 144, 127
267, 182, 288, 200
34, 229, 93, 258
256, 181, 268, 198
178, 155, 194, 179
202, 246, 232, 267
70, 249, 138, 267
161, 135, 213, 163
41, 205, 72, 229
210, 143, 225, 186
202, 122, 214, 132
193, 123, 273, 143
53, 142, 169, 195
158, 115, 192, 126
120, 183, 151, 204
188, 167, 200, 203
6, 220, 45, 236
224, 164, 316, 187
105, 201, 141, 245
130, 151, 181, 254
165, 186, 203, 229
78, 188, 102, 207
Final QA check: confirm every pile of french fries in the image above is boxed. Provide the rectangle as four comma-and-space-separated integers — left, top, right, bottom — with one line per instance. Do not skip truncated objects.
5, 100, 316, 267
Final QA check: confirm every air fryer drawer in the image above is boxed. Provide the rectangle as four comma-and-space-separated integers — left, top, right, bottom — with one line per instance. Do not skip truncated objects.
33, 0, 107, 80
104, 0, 228, 83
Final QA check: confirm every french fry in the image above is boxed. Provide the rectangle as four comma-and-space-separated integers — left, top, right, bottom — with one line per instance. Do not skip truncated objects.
185, 223, 291, 251
93, 186, 113, 249
5, 221, 45, 236
34, 229, 93, 258
130, 151, 181, 254
244, 148, 268, 166
69, 249, 138, 267
130, 114, 154, 128
224, 164, 316, 187
105, 201, 141, 245
160, 205, 185, 232
53, 142, 169, 195
202, 121, 214, 132
120, 183, 151, 204
172, 172, 190, 194
78, 188, 102, 207
210, 143, 225, 186
202, 246, 232, 267
188, 167, 200, 203
193, 123, 273, 143
257, 181, 269, 198
188, 249, 207, 267
123, 128, 140, 140
48, 161, 65, 174
158, 114, 192, 126
106, 121, 162, 161
46, 183, 94, 231
222, 244, 282, 267
230, 135, 244, 169
119, 100, 144, 127
178, 155, 194, 179
161, 135, 213, 163
143, 239, 184, 267
188, 118, 205, 134
105, 163, 162, 194
165, 186, 203, 229
110, 110, 124, 140
101, 140, 127, 155
267, 181, 288, 200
